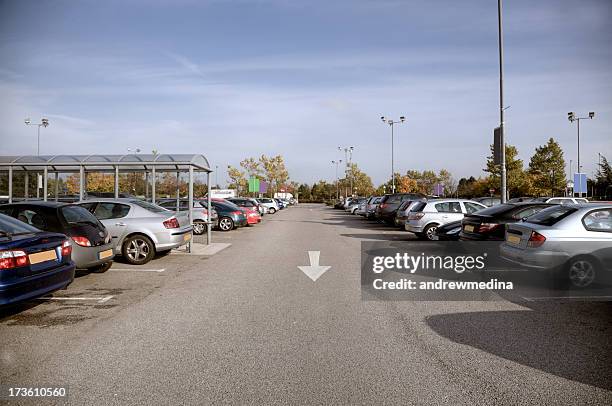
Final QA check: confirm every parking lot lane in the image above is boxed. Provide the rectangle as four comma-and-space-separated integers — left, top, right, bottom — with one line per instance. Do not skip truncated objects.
0, 204, 611, 405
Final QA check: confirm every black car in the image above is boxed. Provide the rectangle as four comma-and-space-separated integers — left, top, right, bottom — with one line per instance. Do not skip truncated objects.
0, 202, 114, 272
433, 220, 463, 241
471, 197, 501, 207
0, 213, 75, 306
375, 193, 425, 224
209, 199, 248, 231
459, 202, 555, 241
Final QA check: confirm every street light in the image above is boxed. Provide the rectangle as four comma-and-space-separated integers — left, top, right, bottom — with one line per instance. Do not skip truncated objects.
338, 146, 354, 197
380, 115, 405, 193
24, 117, 50, 156
331, 160, 342, 199
568, 111, 595, 196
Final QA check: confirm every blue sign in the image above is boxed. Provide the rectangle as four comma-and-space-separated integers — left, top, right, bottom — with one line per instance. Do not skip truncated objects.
573, 173, 587, 194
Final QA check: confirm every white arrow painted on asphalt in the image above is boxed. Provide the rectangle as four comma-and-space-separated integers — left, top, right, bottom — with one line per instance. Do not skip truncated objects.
298, 251, 331, 282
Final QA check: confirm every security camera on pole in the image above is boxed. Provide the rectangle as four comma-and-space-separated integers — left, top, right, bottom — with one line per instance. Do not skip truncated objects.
338, 146, 354, 197
567, 111, 595, 197
380, 116, 405, 194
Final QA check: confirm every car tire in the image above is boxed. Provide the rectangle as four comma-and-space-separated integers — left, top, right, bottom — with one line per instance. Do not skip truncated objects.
218, 217, 234, 232
423, 224, 439, 241
122, 234, 155, 265
91, 261, 113, 273
268, 207, 276, 214
192, 220, 207, 235
566, 256, 599, 289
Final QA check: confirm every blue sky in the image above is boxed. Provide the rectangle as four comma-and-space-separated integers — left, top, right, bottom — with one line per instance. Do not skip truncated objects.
1, 0, 611, 186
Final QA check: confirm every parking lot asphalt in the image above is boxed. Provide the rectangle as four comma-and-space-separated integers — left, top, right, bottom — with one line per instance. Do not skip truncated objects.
1, 203, 611, 405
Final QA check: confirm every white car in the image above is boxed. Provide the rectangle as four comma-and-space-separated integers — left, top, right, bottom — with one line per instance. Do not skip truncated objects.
255, 198, 279, 214
405, 199, 486, 240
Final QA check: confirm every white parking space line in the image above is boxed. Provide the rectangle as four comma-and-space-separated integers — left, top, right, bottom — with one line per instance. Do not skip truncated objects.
37, 295, 114, 304
522, 295, 612, 301
110, 268, 166, 273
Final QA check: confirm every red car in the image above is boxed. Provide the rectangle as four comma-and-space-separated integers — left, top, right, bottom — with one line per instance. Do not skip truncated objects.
227, 198, 262, 225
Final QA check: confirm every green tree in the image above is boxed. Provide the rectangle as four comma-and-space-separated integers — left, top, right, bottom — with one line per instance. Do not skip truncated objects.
484, 144, 531, 198
527, 138, 566, 196
595, 155, 612, 199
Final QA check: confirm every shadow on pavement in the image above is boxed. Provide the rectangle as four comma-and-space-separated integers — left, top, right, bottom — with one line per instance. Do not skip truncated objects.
425, 302, 612, 391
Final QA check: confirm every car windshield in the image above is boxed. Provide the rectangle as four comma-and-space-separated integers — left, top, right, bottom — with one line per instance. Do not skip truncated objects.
130, 200, 170, 213
525, 206, 578, 226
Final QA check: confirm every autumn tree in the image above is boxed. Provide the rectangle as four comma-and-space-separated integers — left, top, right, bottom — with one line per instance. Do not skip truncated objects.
227, 165, 247, 195
259, 155, 289, 197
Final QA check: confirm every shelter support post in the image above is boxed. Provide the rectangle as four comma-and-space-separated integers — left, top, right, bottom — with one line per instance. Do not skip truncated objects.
188, 167, 194, 253
114, 166, 119, 199
43, 167, 48, 201
151, 167, 156, 204
79, 166, 84, 201
8, 167, 13, 203
24, 171, 29, 200
54, 172, 59, 201
207, 172, 212, 245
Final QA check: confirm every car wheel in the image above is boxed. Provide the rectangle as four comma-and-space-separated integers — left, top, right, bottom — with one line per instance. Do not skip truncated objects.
268, 207, 276, 214
192, 220, 207, 235
122, 235, 155, 265
567, 256, 598, 288
218, 217, 234, 231
423, 224, 438, 241
91, 261, 113, 273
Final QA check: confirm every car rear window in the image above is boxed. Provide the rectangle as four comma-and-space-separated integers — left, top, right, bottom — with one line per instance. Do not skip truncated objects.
410, 202, 426, 212
471, 203, 515, 217
61, 205, 103, 225
130, 200, 170, 213
0, 213, 39, 235
525, 206, 577, 226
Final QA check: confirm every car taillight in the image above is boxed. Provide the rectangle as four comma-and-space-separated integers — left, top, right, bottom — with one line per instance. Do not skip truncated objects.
61, 240, 72, 256
527, 231, 546, 248
0, 250, 28, 270
380, 203, 388, 209
478, 223, 500, 233
72, 236, 92, 247
233, 211, 243, 215
409, 212, 425, 220
163, 218, 180, 229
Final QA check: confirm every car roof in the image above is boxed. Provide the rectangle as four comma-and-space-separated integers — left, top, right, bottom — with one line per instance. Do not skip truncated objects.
1, 201, 67, 208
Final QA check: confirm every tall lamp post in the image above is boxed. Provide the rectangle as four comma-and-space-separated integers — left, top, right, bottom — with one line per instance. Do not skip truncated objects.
338, 146, 354, 196
380, 116, 405, 193
24, 117, 50, 156
331, 160, 342, 199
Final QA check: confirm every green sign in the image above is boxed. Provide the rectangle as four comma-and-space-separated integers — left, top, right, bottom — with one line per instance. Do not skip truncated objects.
248, 177, 260, 193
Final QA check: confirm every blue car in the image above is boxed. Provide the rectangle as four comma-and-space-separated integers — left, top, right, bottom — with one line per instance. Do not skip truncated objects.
0, 213, 75, 306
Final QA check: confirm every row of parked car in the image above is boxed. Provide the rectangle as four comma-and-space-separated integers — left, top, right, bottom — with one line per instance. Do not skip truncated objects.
0, 195, 294, 306
335, 194, 611, 289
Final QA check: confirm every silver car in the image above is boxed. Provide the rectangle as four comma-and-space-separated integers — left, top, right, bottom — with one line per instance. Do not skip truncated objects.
405, 199, 486, 240
78, 199, 193, 265
157, 199, 218, 235
500, 204, 612, 288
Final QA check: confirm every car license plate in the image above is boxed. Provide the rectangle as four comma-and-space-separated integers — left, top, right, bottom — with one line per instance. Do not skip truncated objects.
98, 249, 113, 260
183, 233, 192, 242
464, 225, 474, 233
507, 234, 521, 245
29, 249, 58, 265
